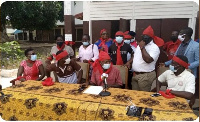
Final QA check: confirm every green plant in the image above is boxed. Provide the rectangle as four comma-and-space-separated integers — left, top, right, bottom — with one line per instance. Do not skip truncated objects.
0, 41, 24, 69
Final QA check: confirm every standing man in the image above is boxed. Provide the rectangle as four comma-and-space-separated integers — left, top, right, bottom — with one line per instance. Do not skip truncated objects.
108, 31, 133, 67
108, 31, 134, 88
163, 31, 181, 60
132, 26, 160, 92
129, 31, 138, 53
164, 27, 199, 107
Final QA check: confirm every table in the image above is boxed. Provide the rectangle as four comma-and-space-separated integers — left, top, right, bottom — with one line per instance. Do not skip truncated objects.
0, 81, 197, 121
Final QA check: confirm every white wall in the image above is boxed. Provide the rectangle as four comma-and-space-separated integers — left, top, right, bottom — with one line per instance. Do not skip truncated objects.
72, 1, 83, 25
87, 1, 199, 39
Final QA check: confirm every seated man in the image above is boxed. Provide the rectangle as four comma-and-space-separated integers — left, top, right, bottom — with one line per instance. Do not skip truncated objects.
155, 55, 195, 100
46, 50, 83, 84
90, 51, 123, 88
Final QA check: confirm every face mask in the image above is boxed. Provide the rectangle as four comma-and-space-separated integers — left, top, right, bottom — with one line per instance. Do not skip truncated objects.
102, 63, 111, 69
170, 36, 178, 42
124, 40, 131, 44
57, 42, 64, 47
178, 34, 185, 42
31, 55, 37, 61
169, 65, 177, 72
64, 58, 71, 64
115, 36, 123, 43
142, 36, 151, 45
130, 39, 135, 42
82, 42, 89, 46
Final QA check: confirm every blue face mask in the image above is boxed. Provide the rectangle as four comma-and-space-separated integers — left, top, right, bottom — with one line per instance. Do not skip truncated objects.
82, 42, 89, 46
130, 38, 135, 42
102, 63, 111, 69
115, 36, 123, 43
31, 55, 37, 61
124, 40, 131, 44
169, 65, 177, 72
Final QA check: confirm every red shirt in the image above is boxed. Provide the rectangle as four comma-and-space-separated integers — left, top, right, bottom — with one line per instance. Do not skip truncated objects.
163, 40, 181, 60
90, 66, 123, 86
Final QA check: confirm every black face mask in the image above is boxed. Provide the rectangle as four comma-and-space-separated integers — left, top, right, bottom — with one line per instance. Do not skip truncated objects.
57, 42, 64, 47
142, 36, 152, 45
170, 36, 178, 42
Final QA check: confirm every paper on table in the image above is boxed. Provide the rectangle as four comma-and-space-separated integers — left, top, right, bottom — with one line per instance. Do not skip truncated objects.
83, 86, 103, 95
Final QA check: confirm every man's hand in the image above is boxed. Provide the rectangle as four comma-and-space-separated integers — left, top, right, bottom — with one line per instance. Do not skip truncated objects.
124, 62, 131, 69
138, 40, 146, 49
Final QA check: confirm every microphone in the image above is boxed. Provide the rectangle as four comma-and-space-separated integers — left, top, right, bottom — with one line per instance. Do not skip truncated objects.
99, 73, 111, 96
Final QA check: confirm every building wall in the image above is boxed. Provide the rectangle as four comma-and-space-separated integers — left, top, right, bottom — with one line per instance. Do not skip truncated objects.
86, 1, 199, 40
71, 1, 83, 25
89, 1, 198, 20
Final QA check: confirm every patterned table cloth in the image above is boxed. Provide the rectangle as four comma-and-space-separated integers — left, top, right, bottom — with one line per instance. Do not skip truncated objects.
0, 80, 197, 121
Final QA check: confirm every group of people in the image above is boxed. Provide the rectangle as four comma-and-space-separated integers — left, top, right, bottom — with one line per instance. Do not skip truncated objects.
10, 25, 199, 108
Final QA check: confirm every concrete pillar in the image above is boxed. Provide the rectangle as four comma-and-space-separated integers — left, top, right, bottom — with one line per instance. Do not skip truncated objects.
64, 1, 75, 47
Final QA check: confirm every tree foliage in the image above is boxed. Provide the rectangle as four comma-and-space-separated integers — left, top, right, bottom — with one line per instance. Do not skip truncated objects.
1, 1, 64, 31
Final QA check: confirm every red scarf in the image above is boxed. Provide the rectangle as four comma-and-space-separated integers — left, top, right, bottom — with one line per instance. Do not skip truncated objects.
130, 41, 137, 48
93, 60, 113, 81
57, 44, 65, 51
159, 89, 175, 99
99, 38, 109, 53
116, 42, 124, 65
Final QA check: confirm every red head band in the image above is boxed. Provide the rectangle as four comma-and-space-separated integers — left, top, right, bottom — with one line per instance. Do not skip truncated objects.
172, 56, 190, 69
56, 51, 68, 61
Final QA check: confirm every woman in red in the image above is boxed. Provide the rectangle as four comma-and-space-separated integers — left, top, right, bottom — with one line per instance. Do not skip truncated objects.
94, 29, 113, 53
11, 48, 45, 85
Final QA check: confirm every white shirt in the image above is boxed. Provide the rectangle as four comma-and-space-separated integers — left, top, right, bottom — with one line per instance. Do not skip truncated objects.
132, 41, 160, 72
158, 70, 195, 94
78, 44, 99, 62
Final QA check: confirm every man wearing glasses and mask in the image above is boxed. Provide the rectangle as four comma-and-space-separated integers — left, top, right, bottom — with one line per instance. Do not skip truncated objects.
131, 26, 162, 92
164, 27, 199, 108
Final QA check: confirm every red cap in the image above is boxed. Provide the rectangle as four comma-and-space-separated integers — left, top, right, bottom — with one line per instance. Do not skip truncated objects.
99, 51, 111, 61
143, 25, 164, 47
115, 31, 124, 36
124, 34, 132, 39
124, 31, 129, 35
143, 25, 155, 38
100, 29, 107, 35
154, 36, 164, 47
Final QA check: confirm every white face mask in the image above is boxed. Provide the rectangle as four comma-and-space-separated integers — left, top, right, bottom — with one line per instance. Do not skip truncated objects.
64, 58, 71, 64
102, 63, 111, 69
115, 36, 123, 43
130, 38, 135, 42
178, 34, 185, 42
124, 40, 131, 44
